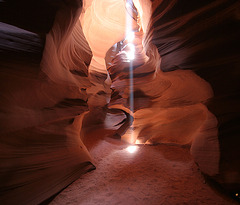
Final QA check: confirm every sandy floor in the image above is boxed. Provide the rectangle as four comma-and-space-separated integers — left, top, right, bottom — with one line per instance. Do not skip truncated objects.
50, 129, 236, 205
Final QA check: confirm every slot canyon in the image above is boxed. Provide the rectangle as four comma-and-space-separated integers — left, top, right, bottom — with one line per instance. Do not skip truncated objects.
0, 0, 239, 204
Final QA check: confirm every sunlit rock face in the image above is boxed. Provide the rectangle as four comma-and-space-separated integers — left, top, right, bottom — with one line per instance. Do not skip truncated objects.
0, 0, 239, 203
80, 0, 139, 126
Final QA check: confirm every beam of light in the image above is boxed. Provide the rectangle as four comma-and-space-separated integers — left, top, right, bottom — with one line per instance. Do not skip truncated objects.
125, 0, 135, 143
126, 145, 138, 153
126, 2, 131, 9
126, 31, 135, 42
126, 43, 135, 60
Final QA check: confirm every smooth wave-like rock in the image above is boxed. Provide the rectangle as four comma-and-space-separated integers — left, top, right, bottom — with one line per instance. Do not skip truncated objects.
107, 28, 219, 176
0, 0, 239, 203
0, 1, 95, 204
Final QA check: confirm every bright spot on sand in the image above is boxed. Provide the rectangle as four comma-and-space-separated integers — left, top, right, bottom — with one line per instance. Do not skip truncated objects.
126, 145, 138, 153
135, 139, 141, 144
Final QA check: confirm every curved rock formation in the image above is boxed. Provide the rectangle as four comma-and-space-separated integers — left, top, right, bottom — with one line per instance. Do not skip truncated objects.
107, 26, 219, 176
0, 1, 94, 204
0, 0, 239, 203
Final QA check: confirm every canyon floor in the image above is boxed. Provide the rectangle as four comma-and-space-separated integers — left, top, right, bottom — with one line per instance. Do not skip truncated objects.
50, 128, 236, 205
